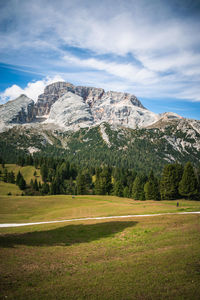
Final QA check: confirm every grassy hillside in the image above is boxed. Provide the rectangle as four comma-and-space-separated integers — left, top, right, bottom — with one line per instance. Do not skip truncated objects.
0, 164, 42, 184
0, 196, 199, 299
0, 195, 200, 224
0, 181, 21, 195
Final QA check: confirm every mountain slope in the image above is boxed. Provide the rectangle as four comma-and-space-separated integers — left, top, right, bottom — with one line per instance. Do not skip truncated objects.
0, 120, 199, 174
0, 81, 200, 174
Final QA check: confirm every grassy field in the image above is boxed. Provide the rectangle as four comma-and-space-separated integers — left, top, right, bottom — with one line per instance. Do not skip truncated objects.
0, 164, 42, 184
0, 196, 200, 299
0, 182, 21, 196
0, 195, 200, 224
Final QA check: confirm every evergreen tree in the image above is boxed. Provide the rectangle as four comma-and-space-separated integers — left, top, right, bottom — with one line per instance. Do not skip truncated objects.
179, 162, 198, 199
17, 156, 25, 166
76, 173, 87, 195
18, 176, 26, 190
83, 170, 92, 191
113, 180, 124, 197
95, 167, 112, 195
16, 171, 22, 186
57, 162, 70, 181
26, 155, 33, 166
65, 177, 76, 195
7, 171, 15, 183
33, 179, 39, 191
160, 164, 183, 200
123, 186, 130, 198
50, 176, 64, 194
16, 171, 26, 190
30, 179, 34, 188
40, 164, 48, 182
41, 182, 50, 195
38, 181, 42, 190
69, 163, 77, 179
144, 170, 160, 200
48, 169, 55, 182
132, 175, 146, 200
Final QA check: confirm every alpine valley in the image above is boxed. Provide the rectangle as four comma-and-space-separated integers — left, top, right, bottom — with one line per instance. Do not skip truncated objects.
0, 81, 200, 174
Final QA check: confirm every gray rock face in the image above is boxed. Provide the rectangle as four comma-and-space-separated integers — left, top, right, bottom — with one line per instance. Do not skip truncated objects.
90, 91, 158, 128
35, 81, 144, 116
36, 82, 75, 116
0, 94, 35, 131
37, 81, 152, 130
2, 82, 199, 136
46, 92, 94, 130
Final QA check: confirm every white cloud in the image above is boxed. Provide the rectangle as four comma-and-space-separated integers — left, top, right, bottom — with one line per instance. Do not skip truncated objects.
0, 0, 200, 104
0, 75, 64, 103
63, 54, 157, 84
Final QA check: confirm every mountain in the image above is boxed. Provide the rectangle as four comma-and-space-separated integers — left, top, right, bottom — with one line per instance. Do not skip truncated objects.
0, 81, 200, 174
0, 94, 35, 131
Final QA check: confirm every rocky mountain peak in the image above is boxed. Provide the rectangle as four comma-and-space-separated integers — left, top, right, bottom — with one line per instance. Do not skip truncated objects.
0, 94, 35, 129
35, 81, 144, 116
3, 81, 199, 135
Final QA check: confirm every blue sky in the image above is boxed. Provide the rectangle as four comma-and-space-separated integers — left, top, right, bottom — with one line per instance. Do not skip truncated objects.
0, 0, 200, 119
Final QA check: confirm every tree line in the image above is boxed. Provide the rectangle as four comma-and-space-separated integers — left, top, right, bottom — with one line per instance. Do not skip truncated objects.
1, 155, 200, 200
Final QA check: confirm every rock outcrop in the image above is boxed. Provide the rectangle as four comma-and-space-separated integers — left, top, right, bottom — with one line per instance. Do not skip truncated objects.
0, 94, 35, 131
38, 81, 156, 130
35, 81, 144, 117
0, 81, 198, 135
46, 92, 94, 130
36, 82, 75, 116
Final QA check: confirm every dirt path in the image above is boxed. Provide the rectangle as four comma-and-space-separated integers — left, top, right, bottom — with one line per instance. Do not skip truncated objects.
0, 211, 200, 228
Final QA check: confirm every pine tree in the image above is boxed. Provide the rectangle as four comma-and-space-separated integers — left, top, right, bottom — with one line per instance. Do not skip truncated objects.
179, 162, 198, 199
160, 164, 183, 200
18, 176, 26, 190
65, 177, 75, 195
7, 171, 15, 183
16, 171, 26, 190
113, 180, 124, 197
33, 179, 39, 191
123, 186, 130, 198
76, 173, 87, 195
41, 182, 49, 194
144, 170, 160, 200
40, 164, 48, 182
16, 171, 22, 185
30, 179, 34, 188
132, 175, 146, 200
94, 167, 112, 195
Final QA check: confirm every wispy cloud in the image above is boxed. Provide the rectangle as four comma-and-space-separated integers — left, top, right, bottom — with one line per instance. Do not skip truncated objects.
0, 0, 200, 106
63, 54, 157, 83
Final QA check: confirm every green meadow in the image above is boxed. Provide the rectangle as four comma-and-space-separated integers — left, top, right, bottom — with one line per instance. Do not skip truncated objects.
0, 196, 200, 299
0, 164, 42, 184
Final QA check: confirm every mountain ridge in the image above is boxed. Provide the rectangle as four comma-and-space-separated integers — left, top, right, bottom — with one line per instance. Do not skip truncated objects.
0, 81, 185, 132
0, 81, 200, 174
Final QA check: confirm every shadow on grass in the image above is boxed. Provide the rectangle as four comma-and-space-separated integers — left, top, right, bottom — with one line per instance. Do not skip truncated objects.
0, 221, 137, 248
